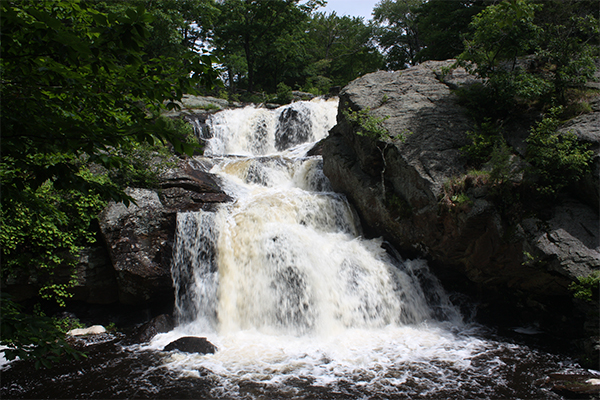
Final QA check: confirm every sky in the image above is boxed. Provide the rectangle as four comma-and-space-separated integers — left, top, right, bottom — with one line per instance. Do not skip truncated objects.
319, 0, 381, 21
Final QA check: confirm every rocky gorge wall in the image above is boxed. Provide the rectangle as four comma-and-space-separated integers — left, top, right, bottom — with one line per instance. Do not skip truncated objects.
321, 60, 599, 364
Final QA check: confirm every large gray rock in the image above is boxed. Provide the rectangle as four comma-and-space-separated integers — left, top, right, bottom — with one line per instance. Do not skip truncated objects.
322, 60, 599, 347
98, 159, 230, 305
323, 60, 472, 257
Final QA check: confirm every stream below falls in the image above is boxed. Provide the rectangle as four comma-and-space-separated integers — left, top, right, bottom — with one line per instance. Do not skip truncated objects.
1, 98, 596, 399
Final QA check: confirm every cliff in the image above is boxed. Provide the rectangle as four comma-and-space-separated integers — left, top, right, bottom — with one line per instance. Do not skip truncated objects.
322, 60, 599, 363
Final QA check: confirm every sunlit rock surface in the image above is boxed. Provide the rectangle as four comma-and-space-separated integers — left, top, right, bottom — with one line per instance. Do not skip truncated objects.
322, 60, 599, 363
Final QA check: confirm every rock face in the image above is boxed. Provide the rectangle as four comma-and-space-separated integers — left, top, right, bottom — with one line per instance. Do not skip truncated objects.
323, 60, 481, 263
97, 158, 230, 305
163, 336, 217, 354
322, 60, 599, 359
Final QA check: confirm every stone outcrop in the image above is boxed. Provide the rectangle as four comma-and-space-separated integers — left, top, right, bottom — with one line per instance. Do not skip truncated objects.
322, 60, 599, 358
97, 158, 230, 305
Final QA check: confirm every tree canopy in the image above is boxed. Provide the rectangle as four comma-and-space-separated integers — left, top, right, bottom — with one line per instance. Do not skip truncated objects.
1, 0, 218, 364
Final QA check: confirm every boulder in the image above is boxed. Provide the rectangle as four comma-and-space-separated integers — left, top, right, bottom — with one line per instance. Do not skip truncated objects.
159, 158, 232, 211
98, 159, 231, 305
323, 60, 472, 258
98, 188, 176, 305
68, 325, 106, 336
322, 60, 600, 352
71, 243, 119, 304
163, 336, 217, 354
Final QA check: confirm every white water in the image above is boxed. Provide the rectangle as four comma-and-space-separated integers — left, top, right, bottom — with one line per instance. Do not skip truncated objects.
147, 98, 510, 397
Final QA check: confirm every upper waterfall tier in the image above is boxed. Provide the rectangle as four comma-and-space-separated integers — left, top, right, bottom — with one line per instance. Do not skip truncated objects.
203, 98, 339, 157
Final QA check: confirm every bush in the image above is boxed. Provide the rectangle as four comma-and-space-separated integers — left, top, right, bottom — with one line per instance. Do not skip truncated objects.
525, 106, 593, 196
461, 119, 502, 166
569, 271, 600, 302
275, 82, 293, 105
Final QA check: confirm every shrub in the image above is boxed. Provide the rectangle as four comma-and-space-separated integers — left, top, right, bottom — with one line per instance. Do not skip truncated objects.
569, 271, 600, 302
275, 82, 293, 105
461, 119, 502, 166
525, 106, 593, 196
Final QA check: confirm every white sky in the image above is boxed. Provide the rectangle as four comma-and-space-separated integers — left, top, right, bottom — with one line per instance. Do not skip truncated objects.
319, 0, 381, 21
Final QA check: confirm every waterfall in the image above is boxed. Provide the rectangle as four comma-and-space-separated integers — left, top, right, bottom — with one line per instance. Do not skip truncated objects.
152, 98, 484, 397
171, 98, 458, 335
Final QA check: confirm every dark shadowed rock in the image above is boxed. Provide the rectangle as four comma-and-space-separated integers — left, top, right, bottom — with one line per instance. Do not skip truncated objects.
275, 104, 313, 151
159, 158, 232, 211
164, 336, 217, 354
98, 188, 177, 305
135, 314, 175, 343
98, 158, 231, 305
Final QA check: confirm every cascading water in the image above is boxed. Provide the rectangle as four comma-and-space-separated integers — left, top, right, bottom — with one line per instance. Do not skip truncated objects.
145, 99, 581, 399
0, 99, 590, 400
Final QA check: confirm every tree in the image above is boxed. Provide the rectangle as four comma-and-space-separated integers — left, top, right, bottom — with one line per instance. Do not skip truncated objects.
212, 0, 322, 93
457, 0, 598, 110
1, 0, 217, 365
305, 12, 384, 91
414, 0, 491, 62
530, 0, 599, 104
372, 0, 425, 70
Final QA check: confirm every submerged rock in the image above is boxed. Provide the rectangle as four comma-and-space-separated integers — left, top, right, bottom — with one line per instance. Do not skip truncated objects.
163, 337, 217, 354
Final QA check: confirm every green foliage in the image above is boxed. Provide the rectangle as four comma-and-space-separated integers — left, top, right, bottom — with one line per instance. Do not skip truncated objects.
306, 12, 384, 88
488, 139, 517, 186
213, 0, 321, 92
414, 0, 491, 62
569, 271, 600, 302
525, 107, 594, 196
372, 0, 424, 70
1, 0, 217, 203
343, 108, 391, 140
275, 82, 293, 105
457, 0, 598, 110
460, 0, 541, 78
441, 170, 489, 211
52, 314, 86, 335
461, 119, 502, 166
214, 3, 383, 96
1, 0, 217, 366
1, 295, 86, 369
1, 169, 108, 306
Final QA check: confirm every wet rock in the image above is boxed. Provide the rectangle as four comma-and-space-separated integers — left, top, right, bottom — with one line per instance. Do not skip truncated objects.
275, 105, 313, 151
71, 243, 119, 304
135, 314, 175, 343
163, 95, 230, 118
98, 188, 177, 305
159, 158, 232, 211
546, 373, 600, 398
163, 337, 217, 354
